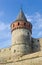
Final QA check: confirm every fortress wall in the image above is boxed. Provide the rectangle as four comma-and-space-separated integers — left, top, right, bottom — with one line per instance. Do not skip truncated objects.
0, 38, 42, 61
0, 47, 12, 57
0, 51, 42, 65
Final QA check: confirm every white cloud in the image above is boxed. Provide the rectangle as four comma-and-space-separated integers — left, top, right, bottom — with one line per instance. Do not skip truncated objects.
0, 11, 11, 48
38, 31, 42, 37
0, 21, 11, 48
26, 12, 42, 38
33, 12, 42, 30
0, 21, 10, 31
0, 39, 11, 48
0, 21, 11, 39
25, 14, 32, 22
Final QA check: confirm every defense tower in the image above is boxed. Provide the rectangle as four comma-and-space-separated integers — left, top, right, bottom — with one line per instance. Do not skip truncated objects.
11, 9, 32, 56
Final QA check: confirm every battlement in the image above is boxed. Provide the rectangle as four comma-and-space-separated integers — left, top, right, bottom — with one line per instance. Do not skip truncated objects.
11, 20, 32, 33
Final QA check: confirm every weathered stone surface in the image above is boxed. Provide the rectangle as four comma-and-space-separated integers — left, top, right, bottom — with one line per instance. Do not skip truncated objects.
0, 51, 42, 65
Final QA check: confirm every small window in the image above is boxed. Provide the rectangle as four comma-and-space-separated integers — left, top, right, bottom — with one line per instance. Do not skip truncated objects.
24, 23, 26, 26
32, 40, 34, 43
13, 24, 14, 27
36, 45, 38, 48
38, 40, 39, 42
32, 46, 34, 49
18, 22, 19, 25
14, 50, 16, 53
28, 32, 29, 35
9, 57, 11, 60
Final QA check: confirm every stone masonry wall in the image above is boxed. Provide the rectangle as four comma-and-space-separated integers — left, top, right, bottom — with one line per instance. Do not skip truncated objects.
12, 28, 31, 56
0, 51, 42, 65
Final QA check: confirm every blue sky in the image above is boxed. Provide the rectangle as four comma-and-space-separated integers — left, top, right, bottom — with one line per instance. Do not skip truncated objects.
0, 0, 42, 48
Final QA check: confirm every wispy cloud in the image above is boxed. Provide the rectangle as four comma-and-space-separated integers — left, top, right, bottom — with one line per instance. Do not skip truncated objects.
0, 21, 11, 48
25, 14, 33, 22
0, 21, 10, 31
38, 31, 42, 37
32, 12, 42, 30
0, 11, 11, 48
26, 12, 42, 38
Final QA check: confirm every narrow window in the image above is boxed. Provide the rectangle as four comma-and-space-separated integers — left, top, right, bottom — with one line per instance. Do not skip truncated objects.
9, 57, 11, 60
36, 45, 38, 48
18, 22, 19, 25
24, 23, 26, 26
13, 24, 14, 27
32, 40, 34, 43
38, 40, 39, 42
28, 32, 29, 35
14, 50, 16, 53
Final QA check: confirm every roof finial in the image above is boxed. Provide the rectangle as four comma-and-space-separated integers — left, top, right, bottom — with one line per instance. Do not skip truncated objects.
20, 1, 23, 10
20, 2, 23, 12
16, 5, 27, 22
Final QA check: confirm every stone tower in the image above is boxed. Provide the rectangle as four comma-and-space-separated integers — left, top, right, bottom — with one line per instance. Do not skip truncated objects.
11, 9, 32, 57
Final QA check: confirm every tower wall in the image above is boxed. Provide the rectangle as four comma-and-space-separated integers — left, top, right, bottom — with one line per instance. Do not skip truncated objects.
11, 9, 32, 56
11, 28, 31, 56
31, 38, 40, 52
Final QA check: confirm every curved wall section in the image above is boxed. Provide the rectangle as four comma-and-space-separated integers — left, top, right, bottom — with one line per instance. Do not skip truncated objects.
12, 28, 31, 45
12, 28, 31, 56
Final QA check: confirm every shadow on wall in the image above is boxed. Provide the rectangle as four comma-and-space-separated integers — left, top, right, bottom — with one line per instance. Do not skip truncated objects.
31, 38, 40, 53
